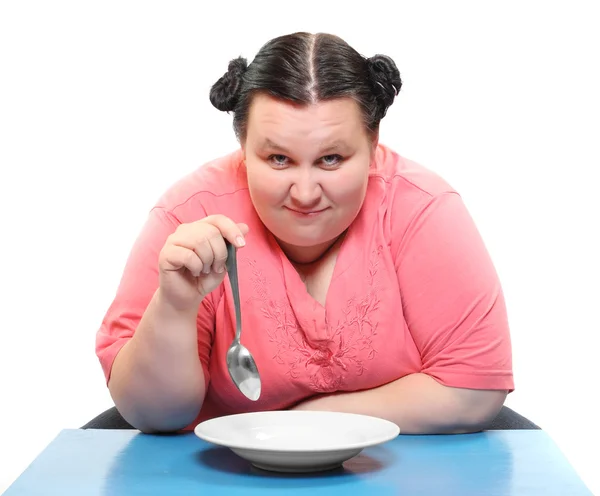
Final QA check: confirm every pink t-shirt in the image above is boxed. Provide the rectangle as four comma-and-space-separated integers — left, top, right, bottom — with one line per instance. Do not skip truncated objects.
96, 144, 514, 430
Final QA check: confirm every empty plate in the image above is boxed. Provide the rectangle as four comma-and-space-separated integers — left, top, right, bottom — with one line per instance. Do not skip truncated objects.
194, 410, 400, 472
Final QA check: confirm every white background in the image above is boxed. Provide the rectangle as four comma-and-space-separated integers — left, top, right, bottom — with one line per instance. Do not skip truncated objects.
1, 1, 598, 493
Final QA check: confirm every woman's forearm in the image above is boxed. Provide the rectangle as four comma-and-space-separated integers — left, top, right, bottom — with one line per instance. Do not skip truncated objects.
293, 373, 507, 434
108, 289, 206, 433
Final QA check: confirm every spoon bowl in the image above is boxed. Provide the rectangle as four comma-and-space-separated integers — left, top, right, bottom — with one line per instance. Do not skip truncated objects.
226, 342, 261, 401
225, 240, 261, 401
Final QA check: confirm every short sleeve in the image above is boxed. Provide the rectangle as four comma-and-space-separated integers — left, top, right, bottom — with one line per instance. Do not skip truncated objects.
395, 192, 514, 391
95, 206, 216, 388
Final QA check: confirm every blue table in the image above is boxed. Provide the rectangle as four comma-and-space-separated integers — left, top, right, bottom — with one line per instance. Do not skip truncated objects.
3, 429, 591, 495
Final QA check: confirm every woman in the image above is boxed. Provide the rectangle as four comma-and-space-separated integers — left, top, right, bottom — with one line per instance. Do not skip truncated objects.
96, 32, 513, 434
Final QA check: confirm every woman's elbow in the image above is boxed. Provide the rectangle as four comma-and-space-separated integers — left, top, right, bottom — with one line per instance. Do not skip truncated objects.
461, 389, 508, 432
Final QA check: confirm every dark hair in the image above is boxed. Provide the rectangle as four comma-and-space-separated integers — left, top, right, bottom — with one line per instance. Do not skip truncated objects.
209, 32, 402, 141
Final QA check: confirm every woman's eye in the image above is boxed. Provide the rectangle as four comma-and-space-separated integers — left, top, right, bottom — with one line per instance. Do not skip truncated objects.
321, 154, 343, 167
268, 154, 289, 167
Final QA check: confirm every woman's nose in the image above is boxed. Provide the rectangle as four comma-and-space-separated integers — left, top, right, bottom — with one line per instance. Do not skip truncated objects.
289, 170, 321, 208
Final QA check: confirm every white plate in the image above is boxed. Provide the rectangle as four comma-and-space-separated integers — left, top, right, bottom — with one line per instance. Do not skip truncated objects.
194, 410, 400, 472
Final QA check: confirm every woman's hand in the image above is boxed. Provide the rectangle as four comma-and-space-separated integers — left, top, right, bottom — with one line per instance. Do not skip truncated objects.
157, 214, 248, 311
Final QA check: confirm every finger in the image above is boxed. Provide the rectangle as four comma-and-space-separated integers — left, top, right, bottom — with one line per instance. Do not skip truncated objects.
170, 224, 220, 274
208, 234, 228, 274
205, 215, 248, 248
162, 245, 204, 277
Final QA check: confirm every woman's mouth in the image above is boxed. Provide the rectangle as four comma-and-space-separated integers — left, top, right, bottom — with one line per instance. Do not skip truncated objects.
285, 206, 329, 217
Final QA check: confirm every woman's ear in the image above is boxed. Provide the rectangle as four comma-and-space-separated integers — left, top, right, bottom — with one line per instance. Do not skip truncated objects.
371, 130, 379, 154
241, 141, 247, 163
368, 131, 379, 170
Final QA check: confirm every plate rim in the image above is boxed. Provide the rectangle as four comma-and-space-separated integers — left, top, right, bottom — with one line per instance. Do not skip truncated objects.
193, 410, 400, 453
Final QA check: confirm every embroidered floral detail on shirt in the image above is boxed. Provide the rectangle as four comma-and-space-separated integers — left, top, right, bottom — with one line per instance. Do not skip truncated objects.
242, 247, 383, 393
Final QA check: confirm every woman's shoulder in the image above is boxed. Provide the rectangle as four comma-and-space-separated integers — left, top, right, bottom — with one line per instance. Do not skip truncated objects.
371, 144, 457, 199
153, 149, 250, 220
368, 144, 467, 250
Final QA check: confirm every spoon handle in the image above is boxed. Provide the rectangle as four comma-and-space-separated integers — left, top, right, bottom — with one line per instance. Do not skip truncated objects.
225, 240, 242, 343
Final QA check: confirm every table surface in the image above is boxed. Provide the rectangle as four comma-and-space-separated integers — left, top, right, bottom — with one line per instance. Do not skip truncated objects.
3, 428, 592, 495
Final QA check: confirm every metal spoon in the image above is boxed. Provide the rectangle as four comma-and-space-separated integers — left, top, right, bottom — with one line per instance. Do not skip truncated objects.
225, 240, 261, 401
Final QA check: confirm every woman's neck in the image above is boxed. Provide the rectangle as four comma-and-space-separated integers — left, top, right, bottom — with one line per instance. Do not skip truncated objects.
278, 232, 346, 265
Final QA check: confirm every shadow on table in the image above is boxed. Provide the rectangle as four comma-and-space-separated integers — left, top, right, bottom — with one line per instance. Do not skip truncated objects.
195, 445, 391, 487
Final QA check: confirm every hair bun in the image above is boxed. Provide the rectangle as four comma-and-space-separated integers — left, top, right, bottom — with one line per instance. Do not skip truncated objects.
209, 57, 248, 112
366, 54, 402, 119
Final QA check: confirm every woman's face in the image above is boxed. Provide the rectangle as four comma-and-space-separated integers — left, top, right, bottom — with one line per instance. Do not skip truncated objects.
243, 93, 375, 258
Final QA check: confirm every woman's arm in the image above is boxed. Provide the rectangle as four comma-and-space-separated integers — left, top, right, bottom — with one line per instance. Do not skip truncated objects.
293, 373, 507, 433
96, 207, 218, 433
108, 288, 206, 433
